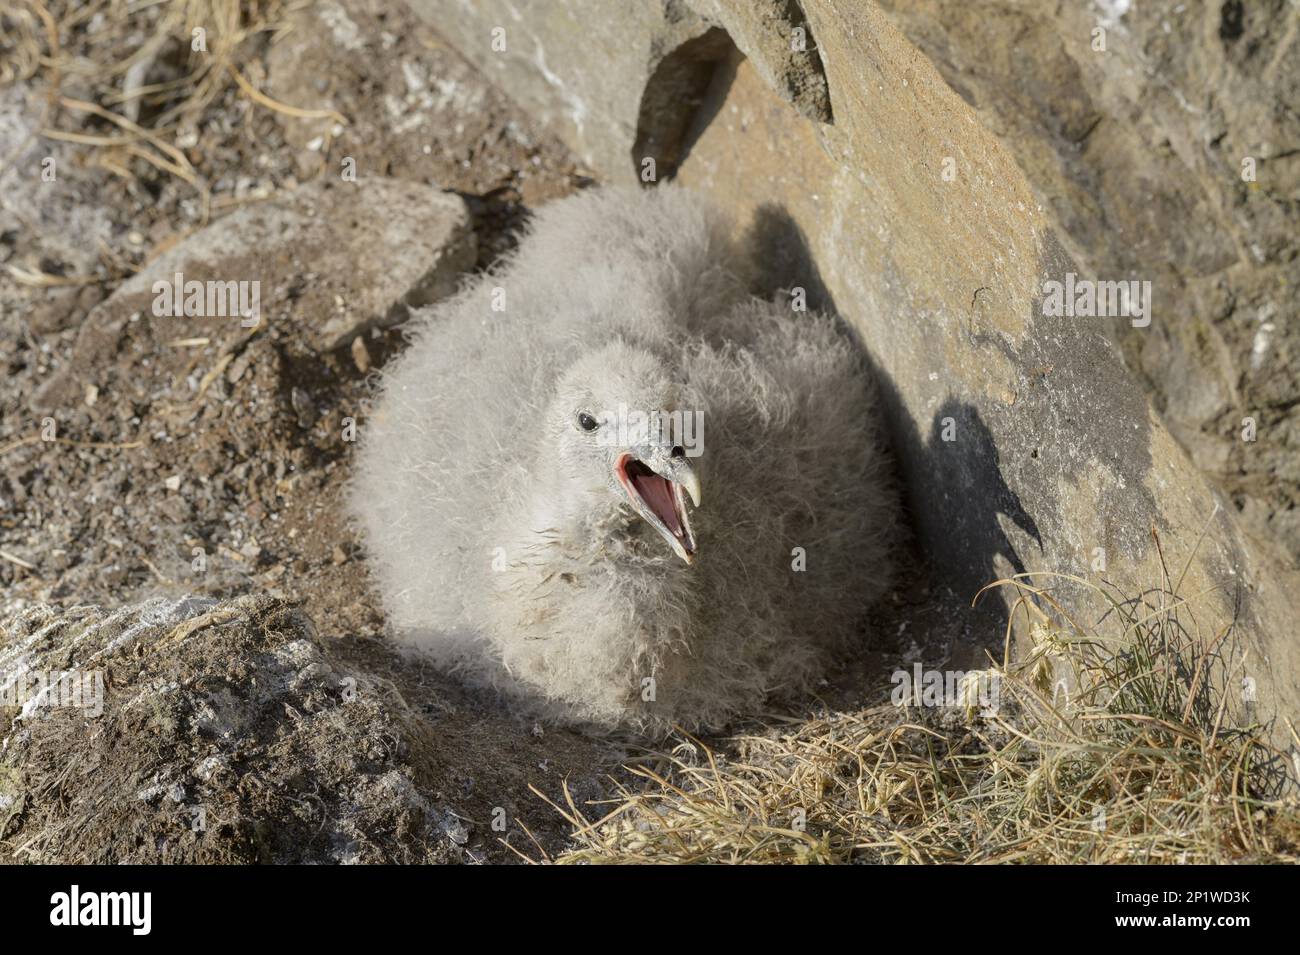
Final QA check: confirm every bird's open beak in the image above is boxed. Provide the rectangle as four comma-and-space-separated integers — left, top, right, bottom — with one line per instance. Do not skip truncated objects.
614, 449, 700, 564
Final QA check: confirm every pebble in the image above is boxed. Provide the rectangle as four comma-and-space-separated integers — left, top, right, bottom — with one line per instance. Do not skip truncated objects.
351, 335, 371, 373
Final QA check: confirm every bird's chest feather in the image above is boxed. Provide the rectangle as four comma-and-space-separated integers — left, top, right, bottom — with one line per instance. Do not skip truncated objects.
485, 503, 692, 640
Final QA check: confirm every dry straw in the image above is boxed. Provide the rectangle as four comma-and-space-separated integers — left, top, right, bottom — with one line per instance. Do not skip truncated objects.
2, 0, 343, 284
537, 538, 1300, 864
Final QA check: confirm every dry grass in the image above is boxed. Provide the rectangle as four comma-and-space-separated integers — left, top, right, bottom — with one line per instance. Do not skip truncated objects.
539, 553, 1300, 864
1, 0, 340, 284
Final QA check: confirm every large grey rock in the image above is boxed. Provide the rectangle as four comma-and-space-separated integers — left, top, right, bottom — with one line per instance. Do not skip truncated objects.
120, 177, 476, 352
29, 177, 475, 412
414, 0, 832, 181
874, 0, 1300, 567
0, 594, 612, 863
0, 595, 456, 863
406, 0, 1300, 765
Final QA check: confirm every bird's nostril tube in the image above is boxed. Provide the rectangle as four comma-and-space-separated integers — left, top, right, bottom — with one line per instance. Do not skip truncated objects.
672, 445, 686, 460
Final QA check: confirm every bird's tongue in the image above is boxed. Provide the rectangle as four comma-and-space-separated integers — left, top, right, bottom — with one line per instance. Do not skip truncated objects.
629, 467, 682, 535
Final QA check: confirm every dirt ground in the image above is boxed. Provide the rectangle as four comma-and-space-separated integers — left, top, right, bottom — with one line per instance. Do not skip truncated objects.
1, 0, 1001, 862
2, 0, 584, 619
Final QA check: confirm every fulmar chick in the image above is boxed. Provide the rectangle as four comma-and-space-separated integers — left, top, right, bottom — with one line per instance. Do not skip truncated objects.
352, 186, 897, 734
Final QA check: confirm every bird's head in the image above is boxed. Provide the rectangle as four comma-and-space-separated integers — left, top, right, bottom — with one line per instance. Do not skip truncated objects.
548, 343, 703, 564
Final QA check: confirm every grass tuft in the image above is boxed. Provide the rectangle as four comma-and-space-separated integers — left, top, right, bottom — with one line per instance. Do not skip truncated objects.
543, 565, 1300, 864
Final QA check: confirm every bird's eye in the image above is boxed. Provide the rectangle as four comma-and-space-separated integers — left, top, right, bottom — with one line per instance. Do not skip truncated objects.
577, 412, 599, 432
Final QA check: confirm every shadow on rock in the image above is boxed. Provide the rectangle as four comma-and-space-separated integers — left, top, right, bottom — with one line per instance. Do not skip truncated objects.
744, 204, 1041, 639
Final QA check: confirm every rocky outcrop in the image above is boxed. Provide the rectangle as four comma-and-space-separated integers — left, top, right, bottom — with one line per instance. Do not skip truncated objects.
0, 595, 614, 863
27, 177, 474, 415
405, 0, 1300, 764
0, 596, 462, 862
875, 0, 1300, 568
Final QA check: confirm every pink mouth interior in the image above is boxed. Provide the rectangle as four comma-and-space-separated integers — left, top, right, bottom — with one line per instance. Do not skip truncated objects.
623, 459, 684, 537
618, 454, 691, 553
